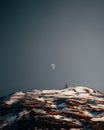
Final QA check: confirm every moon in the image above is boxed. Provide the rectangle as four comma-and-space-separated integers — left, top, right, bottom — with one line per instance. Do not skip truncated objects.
51, 64, 56, 70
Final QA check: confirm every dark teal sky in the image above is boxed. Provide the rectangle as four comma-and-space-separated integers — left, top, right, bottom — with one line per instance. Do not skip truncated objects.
1, 0, 104, 96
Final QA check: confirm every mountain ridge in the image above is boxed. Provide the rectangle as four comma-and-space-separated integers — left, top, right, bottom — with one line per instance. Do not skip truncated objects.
0, 86, 104, 130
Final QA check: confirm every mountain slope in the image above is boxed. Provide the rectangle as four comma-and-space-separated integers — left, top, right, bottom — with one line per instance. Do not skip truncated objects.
0, 86, 104, 130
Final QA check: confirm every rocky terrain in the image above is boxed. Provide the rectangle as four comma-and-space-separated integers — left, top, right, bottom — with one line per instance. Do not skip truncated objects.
0, 86, 104, 130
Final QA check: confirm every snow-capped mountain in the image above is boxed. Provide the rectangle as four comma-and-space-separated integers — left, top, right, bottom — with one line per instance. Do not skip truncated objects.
0, 86, 104, 130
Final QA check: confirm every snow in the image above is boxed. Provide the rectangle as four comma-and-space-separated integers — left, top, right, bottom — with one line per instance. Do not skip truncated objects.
70, 128, 80, 130
6, 115, 17, 123
17, 110, 30, 120
53, 115, 63, 119
73, 86, 94, 93
2, 114, 17, 126
83, 110, 93, 117
31, 86, 94, 99
91, 117, 104, 122
2, 86, 104, 130
50, 104, 57, 108
4, 86, 103, 107
36, 97, 45, 102
5, 91, 25, 105
32, 108, 46, 114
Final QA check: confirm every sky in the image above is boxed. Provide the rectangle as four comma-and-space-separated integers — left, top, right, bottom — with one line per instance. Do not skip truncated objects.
1, 0, 104, 96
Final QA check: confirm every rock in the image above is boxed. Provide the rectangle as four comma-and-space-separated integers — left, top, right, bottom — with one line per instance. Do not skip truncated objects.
0, 86, 104, 130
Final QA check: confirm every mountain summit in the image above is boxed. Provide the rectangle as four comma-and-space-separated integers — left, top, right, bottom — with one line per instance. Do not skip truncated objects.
0, 86, 104, 130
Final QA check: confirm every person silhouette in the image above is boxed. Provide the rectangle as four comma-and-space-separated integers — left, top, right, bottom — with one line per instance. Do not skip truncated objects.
65, 84, 68, 88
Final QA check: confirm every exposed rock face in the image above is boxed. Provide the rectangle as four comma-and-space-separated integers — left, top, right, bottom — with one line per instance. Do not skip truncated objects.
0, 86, 104, 130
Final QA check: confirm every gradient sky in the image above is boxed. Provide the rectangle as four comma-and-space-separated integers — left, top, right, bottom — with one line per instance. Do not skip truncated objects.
1, 0, 104, 96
